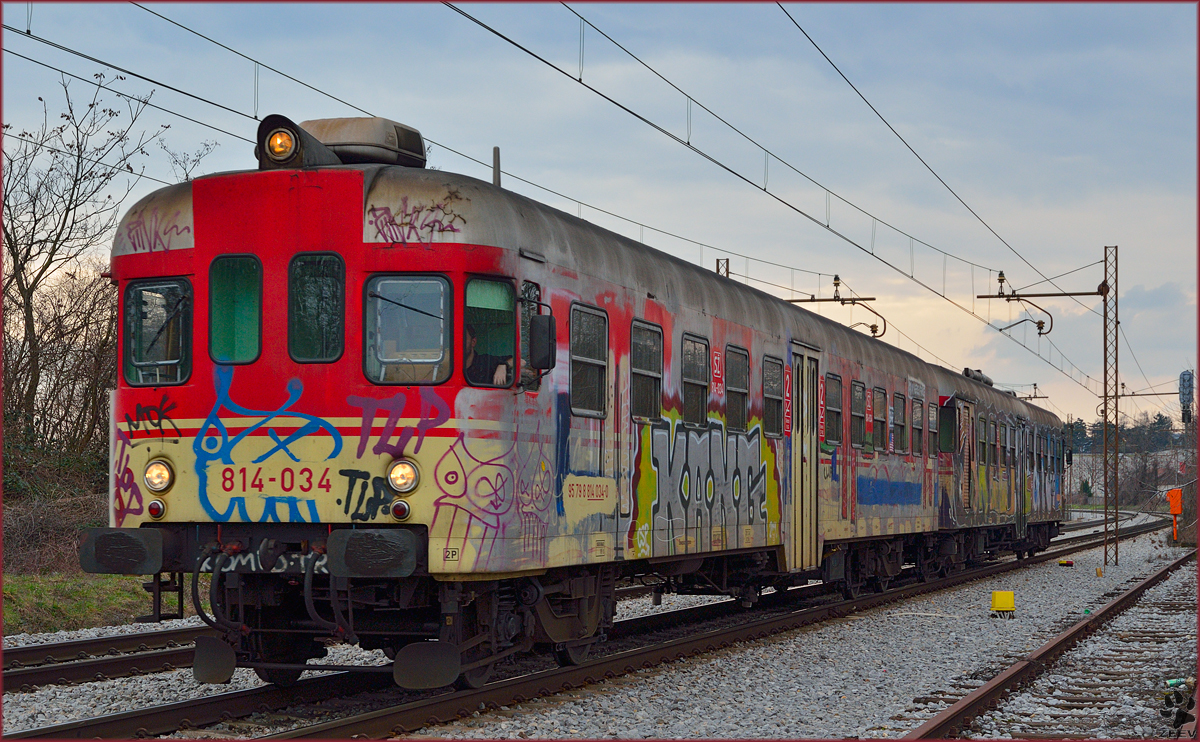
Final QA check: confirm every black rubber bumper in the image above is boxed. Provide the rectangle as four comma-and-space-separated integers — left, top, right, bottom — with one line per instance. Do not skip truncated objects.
79, 527, 163, 575
326, 528, 419, 578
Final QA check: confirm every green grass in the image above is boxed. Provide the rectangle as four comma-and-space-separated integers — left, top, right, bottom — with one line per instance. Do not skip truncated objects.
2, 572, 210, 636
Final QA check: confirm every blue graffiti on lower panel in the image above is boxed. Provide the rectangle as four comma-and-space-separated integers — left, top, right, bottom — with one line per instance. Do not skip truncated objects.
194, 366, 342, 522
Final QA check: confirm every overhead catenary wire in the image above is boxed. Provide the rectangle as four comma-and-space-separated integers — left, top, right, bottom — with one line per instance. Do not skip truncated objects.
8, 8, 1137, 407
777, 6, 1176, 414
9, 13, 840, 287
560, 2, 997, 274
4, 48, 254, 143
776, 3, 1105, 325
443, 2, 1103, 397
1, 24, 256, 121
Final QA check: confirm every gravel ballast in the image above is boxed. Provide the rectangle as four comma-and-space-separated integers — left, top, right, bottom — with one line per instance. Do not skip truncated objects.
2, 525, 1190, 738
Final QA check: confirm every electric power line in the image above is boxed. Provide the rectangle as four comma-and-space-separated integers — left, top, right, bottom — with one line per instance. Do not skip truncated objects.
777, 6, 1174, 412
443, 2, 1104, 397
4, 48, 254, 143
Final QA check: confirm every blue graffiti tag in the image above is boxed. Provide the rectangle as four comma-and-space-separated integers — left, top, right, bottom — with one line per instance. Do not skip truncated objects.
193, 366, 343, 522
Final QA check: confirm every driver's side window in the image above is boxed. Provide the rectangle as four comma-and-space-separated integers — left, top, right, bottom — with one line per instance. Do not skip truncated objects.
464, 278, 516, 387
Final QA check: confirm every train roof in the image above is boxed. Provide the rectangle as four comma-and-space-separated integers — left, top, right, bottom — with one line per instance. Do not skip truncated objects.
112, 132, 1062, 431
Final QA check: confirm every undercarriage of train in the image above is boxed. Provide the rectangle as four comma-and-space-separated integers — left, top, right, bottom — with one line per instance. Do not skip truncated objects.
108, 521, 1055, 689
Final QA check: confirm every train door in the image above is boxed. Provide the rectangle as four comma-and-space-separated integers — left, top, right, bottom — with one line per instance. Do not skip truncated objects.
1014, 422, 1027, 539
790, 348, 819, 570
957, 399, 974, 513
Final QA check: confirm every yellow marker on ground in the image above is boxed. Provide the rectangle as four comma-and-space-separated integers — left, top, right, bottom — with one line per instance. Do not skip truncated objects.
991, 590, 1015, 619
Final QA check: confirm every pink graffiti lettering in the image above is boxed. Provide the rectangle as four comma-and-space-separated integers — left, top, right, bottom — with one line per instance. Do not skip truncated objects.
367, 193, 465, 246
348, 387, 451, 459
112, 429, 144, 526
125, 209, 191, 253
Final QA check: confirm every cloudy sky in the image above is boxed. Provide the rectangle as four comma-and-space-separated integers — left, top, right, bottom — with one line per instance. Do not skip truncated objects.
4, 2, 1195, 425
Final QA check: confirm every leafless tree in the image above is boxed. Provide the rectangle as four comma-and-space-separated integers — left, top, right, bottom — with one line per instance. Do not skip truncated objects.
3, 75, 163, 446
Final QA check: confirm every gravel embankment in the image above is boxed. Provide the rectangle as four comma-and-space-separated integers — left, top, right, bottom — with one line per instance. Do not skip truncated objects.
393, 531, 1190, 739
2, 523, 1189, 739
967, 561, 1197, 740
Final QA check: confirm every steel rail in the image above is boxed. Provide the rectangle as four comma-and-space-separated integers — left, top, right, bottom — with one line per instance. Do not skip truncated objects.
1, 671, 397, 740
1, 586, 652, 691
2, 625, 214, 670
4, 646, 197, 691
902, 548, 1197, 739
8, 518, 1168, 739
262, 521, 1170, 740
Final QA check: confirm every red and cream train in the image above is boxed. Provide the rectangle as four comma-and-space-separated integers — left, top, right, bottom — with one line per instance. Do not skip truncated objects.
82, 114, 1065, 688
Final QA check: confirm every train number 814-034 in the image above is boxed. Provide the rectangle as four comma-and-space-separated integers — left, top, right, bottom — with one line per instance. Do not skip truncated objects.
220, 466, 332, 494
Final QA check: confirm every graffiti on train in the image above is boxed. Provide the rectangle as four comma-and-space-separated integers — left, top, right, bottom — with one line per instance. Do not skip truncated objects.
193, 366, 342, 523
647, 418, 768, 551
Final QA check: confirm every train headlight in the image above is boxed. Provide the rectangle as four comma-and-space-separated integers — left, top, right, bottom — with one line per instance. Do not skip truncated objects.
387, 459, 419, 494
144, 460, 174, 493
265, 128, 296, 162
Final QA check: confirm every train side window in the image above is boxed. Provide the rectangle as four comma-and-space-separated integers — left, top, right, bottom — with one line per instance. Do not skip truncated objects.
465, 278, 516, 387
124, 278, 192, 386
631, 320, 663, 422
519, 281, 542, 392
289, 253, 344, 363
912, 400, 923, 456
988, 420, 997, 475
938, 405, 955, 453
726, 346, 749, 433
570, 304, 608, 416
892, 393, 907, 452
1027, 431, 1034, 469
824, 373, 842, 445
763, 357, 784, 438
1000, 424, 1008, 468
872, 388, 887, 452
850, 381, 866, 447
365, 274, 451, 384
927, 401, 937, 454
682, 335, 709, 426
210, 255, 261, 364
977, 416, 986, 467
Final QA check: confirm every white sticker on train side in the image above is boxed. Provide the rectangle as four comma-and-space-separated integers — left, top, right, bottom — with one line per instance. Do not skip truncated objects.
562, 475, 617, 525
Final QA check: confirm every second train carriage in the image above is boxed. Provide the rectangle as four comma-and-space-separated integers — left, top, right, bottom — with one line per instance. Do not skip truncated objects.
81, 114, 1064, 688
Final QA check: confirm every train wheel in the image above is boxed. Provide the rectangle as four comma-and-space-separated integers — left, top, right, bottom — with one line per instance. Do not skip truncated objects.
840, 550, 865, 600
254, 667, 304, 687
917, 559, 935, 583
872, 576, 891, 593
454, 662, 495, 690
555, 642, 591, 666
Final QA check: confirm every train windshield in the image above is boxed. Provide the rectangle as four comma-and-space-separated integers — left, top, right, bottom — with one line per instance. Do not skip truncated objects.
365, 275, 451, 384
124, 279, 192, 386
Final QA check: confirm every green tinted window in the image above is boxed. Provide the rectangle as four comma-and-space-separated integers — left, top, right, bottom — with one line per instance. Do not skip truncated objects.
210, 255, 261, 364
289, 254, 344, 362
124, 279, 192, 385
464, 278, 516, 387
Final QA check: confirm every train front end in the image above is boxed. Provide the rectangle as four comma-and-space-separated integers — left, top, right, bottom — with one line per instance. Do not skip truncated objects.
79, 115, 561, 689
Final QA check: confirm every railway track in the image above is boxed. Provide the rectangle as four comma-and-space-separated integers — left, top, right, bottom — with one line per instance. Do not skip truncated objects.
5, 517, 1169, 739
1, 517, 1131, 694
0, 518, 1126, 693
0, 586, 655, 692
903, 548, 1197, 739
